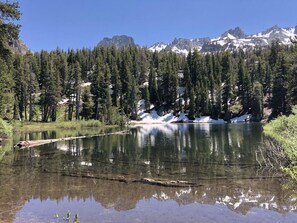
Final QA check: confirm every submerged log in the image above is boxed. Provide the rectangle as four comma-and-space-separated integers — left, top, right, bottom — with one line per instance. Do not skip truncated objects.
14, 130, 130, 149
55, 171, 203, 187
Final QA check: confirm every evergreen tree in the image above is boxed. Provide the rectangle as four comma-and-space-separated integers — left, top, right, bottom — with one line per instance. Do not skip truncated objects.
91, 56, 104, 120
221, 52, 235, 120
251, 81, 263, 121
0, 58, 14, 118
144, 85, 150, 111
271, 55, 289, 117
288, 64, 297, 106
0, 1, 20, 119
73, 61, 82, 120
188, 85, 195, 119
39, 52, 61, 122
0, 1, 20, 61
13, 54, 26, 120
80, 88, 94, 120
148, 62, 158, 104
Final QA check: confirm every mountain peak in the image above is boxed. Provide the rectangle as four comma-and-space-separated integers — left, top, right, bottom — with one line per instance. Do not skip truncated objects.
222, 27, 246, 39
98, 35, 135, 48
263, 25, 282, 34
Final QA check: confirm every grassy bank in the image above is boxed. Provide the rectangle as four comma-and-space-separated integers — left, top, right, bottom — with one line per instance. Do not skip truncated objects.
264, 114, 297, 180
0, 119, 13, 138
13, 120, 103, 132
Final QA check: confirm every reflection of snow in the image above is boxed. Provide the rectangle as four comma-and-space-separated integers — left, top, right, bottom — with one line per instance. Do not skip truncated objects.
56, 141, 84, 156
80, 161, 92, 166
135, 124, 180, 147
176, 188, 192, 197
153, 192, 169, 200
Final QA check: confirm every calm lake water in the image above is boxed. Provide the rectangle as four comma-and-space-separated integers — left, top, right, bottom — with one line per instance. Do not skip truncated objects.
0, 123, 296, 223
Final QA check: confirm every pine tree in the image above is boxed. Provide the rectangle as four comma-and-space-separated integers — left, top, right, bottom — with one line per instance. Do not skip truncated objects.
271, 55, 289, 117
0, 58, 14, 118
148, 62, 158, 104
13, 54, 26, 120
288, 64, 297, 106
188, 85, 195, 119
80, 88, 94, 120
73, 61, 82, 120
0, 1, 21, 61
0, 1, 20, 119
39, 51, 61, 122
91, 56, 104, 120
251, 81, 263, 121
221, 52, 235, 120
238, 58, 252, 113
144, 85, 150, 111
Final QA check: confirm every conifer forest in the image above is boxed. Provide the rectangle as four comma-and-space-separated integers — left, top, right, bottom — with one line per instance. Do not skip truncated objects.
1, 2, 297, 124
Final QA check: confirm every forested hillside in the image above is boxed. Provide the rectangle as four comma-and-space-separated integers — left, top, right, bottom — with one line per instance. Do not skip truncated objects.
1, 42, 296, 124
1, 3, 297, 124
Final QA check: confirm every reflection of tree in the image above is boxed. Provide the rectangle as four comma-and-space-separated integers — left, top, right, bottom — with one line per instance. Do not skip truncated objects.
0, 157, 296, 223
1, 124, 294, 222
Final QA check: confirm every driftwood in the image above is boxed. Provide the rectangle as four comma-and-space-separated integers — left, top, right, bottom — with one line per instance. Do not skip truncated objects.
14, 130, 130, 149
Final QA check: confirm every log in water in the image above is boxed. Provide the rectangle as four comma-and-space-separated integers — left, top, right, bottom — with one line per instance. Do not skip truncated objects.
14, 130, 130, 149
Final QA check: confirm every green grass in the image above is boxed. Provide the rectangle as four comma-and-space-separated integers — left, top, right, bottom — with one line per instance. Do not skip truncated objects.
13, 120, 103, 132
0, 118, 13, 138
56, 120, 102, 129
264, 114, 297, 180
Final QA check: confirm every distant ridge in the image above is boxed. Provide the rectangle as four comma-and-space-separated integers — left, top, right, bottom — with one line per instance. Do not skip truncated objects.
96, 25, 297, 55
97, 35, 136, 48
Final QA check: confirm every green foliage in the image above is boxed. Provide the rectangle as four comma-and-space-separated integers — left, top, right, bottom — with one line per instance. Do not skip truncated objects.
0, 58, 14, 118
80, 88, 94, 120
0, 1, 20, 60
56, 120, 102, 129
264, 112, 297, 180
0, 118, 13, 138
0, 138, 13, 161
6, 16, 297, 124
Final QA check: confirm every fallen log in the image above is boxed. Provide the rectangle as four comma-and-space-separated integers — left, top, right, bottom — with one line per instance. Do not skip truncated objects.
14, 130, 130, 149
57, 171, 203, 187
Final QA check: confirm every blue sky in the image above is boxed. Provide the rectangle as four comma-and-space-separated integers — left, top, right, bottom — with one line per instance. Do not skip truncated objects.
17, 0, 297, 52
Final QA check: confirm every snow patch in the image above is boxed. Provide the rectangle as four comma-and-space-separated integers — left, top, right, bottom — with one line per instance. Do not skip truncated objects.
131, 110, 225, 124
193, 116, 225, 124
81, 82, 91, 87
230, 115, 251, 123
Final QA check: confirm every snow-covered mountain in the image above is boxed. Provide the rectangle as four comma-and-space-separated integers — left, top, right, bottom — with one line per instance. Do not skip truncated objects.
149, 25, 297, 54
97, 25, 297, 55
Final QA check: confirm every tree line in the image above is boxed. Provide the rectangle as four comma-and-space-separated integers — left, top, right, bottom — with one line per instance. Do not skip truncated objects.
1, 2, 297, 124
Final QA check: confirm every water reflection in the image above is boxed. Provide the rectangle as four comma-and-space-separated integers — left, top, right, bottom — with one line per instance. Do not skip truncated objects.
0, 124, 296, 223
46, 123, 269, 180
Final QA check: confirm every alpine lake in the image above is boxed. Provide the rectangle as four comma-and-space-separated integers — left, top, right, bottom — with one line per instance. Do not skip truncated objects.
0, 123, 297, 223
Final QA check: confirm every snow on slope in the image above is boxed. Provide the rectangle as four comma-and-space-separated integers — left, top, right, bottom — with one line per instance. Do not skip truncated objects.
130, 110, 225, 124
149, 25, 297, 55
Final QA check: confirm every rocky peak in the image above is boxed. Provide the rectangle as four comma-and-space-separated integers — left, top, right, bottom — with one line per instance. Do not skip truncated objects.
263, 25, 282, 34
221, 27, 246, 39
98, 35, 136, 48
8, 39, 30, 55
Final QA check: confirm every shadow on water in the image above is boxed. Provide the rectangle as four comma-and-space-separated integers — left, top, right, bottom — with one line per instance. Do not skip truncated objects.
0, 123, 297, 223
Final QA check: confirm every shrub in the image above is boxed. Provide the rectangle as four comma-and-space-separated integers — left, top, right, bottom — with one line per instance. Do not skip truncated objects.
264, 114, 297, 180
0, 118, 13, 138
